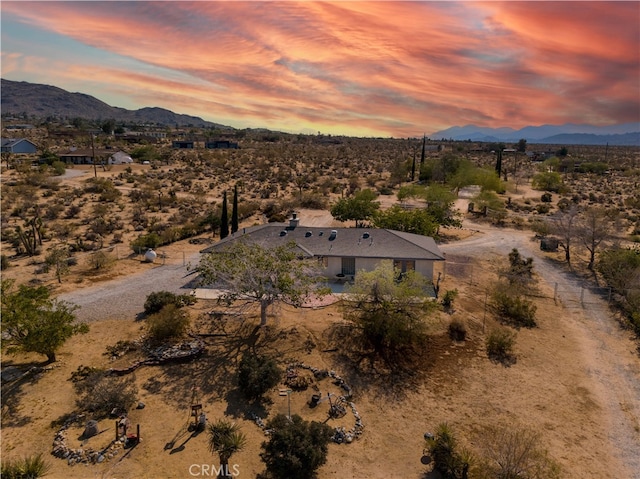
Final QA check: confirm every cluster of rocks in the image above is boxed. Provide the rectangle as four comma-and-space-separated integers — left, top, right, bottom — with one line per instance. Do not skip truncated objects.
291, 362, 363, 444
52, 416, 122, 466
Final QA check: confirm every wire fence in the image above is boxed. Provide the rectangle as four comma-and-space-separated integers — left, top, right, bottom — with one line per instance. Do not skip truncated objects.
440, 254, 635, 311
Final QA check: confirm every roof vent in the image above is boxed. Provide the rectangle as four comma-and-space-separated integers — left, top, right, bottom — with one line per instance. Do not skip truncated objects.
305, 231, 312, 237
319, 231, 324, 236
279, 230, 287, 237
362, 232, 370, 239
329, 230, 337, 240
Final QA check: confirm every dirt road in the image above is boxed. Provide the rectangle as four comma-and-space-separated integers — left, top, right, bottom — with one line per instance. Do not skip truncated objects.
440, 220, 640, 478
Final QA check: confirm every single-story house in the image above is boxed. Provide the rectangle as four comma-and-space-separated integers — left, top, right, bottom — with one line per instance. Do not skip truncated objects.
59, 148, 132, 165
200, 214, 445, 282
1, 138, 38, 154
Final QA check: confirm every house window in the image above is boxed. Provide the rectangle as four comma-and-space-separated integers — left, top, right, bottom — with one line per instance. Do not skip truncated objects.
341, 257, 356, 276
394, 260, 415, 273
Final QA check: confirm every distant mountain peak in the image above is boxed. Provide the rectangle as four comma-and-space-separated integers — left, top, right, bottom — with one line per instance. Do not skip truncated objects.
0, 78, 230, 129
430, 123, 640, 145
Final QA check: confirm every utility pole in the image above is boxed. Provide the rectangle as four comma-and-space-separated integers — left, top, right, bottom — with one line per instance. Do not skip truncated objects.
91, 133, 97, 178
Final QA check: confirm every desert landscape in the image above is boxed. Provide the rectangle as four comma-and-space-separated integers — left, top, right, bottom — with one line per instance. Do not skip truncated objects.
1, 127, 639, 479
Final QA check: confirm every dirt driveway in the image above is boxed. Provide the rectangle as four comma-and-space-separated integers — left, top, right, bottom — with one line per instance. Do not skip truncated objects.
439, 219, 640, 478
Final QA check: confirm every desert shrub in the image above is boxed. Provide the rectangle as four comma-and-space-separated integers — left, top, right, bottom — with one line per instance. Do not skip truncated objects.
147, 304, 190, 342
486, 327, 516, 363
238, 353, 282, 402
441, 289, 459, 310
69, 365, 104, 383
260, 414, 333, 479
491, 290, 536, 328
477, 425, 561, 479
425, 422, 473, 479
448, 318, 467, 341
130, 232, 161, 254
88, 250, 115, 270
1, 453, 51, 479
51, 160, 66, 176
74, 371, 137, 417
535, 203, 550, 214
143, 290, 196, 315
540, 193, 552, 203
298, 192, 329, 209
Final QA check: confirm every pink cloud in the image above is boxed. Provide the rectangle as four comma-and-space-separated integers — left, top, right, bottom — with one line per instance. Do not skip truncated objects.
2, 1, 638, 136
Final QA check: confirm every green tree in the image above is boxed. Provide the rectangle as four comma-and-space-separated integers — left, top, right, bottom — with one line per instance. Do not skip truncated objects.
371, 205, 438, 236
341, 260, 436, 368
196, 241, 325, 326
220, 191, 229, 239
1, 280, 88, 362
45, 245, 71, 283
238, 353, 282, 402
260, 414, 333, 479
423, 184, 462, 231
532, 172, 563, 193
231, 184, 239, 234
330, 189, 380, 227
207, 420, 247, 478
517, 138, 527, 153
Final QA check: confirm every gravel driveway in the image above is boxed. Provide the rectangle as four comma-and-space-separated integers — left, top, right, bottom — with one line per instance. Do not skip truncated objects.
59, 252, 202, 322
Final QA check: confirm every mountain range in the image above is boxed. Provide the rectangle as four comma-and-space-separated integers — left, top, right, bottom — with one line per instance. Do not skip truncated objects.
1, 79, 638, 145
430, 123, 640, 146
0, 79, 224, 129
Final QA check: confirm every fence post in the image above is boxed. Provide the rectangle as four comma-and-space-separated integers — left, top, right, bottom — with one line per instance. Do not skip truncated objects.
553, 283, 558, 303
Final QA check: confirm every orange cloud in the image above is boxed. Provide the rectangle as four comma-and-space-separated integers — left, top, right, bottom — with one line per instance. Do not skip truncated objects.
2, 1, 638, 136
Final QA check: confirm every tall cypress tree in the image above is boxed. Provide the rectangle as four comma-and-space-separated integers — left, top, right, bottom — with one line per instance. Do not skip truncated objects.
231, 184, 239, 234
420, 134, 426, 167
495, 149, 503, 179
220, 191, 229, 239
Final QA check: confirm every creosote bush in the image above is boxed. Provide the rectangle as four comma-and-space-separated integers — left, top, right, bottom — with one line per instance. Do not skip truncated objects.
74, 371, 138, 417
147, 304, 190, 342
143, 290, 196, 315
486, 327, 517, 364
491, 290, 537, 328
448, 318, 467, 342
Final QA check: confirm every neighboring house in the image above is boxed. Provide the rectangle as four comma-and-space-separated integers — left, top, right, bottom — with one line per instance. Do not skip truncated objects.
201, 214, 445, 282
172, 140, 195, 149
1, 138, 38, 154
205, 140, 238, 149
59, 148, 131, 165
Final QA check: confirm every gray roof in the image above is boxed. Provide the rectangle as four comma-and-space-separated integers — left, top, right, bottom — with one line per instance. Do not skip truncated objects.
1, 138, 34, 147
201, 224, 445, 261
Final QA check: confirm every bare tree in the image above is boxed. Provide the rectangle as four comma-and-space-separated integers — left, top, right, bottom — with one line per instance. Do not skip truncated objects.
577, 206, 617, 270
549, 205, 580, 267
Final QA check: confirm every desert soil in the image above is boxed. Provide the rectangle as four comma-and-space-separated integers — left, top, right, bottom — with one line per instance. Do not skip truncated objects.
2, 200, 639, 478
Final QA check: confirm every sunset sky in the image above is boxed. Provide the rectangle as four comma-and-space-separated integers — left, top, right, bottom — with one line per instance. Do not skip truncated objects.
2, 1, 638, 137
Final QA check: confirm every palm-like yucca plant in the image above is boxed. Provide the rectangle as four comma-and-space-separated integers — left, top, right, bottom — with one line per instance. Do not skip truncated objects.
207, 419, 247, 478
1, 453, 51, 479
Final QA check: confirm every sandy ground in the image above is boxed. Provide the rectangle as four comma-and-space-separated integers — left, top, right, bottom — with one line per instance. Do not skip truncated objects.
2, 191, 639, 478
